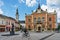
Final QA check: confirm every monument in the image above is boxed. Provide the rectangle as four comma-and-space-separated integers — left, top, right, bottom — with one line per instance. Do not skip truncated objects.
10, 24, 15, 35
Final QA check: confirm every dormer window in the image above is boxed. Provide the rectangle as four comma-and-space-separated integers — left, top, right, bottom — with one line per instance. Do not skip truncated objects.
37, 9, 41, 13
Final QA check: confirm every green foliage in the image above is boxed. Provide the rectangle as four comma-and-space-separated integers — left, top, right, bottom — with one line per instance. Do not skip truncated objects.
28, 28, 31, 30
58, 25, 60, 30
47, 28, 51, 30
52, 28, 55, 31
42, 29, 44, 31
20, 25, 22, 29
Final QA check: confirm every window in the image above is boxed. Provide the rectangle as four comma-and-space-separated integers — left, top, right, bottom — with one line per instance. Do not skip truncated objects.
0, 20, 2, 24
37, 17, 41, 24
34, 18, 36, 23
3, 21, 6, 25
9, 22, 10, 25
49, 17, 51, 21
6, 22, 8, 25
38, 17, 40, 22
42, 17, 45, 22
0, 20, 4, 24
34, 18, 36, 20
2, 20, 3, 24
28, 19, 31, 22
42, 17, 45, 19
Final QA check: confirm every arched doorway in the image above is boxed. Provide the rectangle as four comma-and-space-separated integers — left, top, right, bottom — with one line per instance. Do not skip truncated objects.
38, 27, 41, 32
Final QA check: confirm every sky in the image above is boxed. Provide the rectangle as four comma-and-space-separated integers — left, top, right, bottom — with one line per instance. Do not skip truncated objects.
0, 0, 60, 23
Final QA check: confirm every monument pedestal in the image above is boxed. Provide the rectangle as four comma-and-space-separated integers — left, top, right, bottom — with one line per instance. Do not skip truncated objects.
10, 24, 15, 35
10, 31, 15, 35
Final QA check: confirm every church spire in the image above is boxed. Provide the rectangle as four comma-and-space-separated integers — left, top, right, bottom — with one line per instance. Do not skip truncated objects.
16, 8, 19, 22
16, 8, 18, 14
38, 0, 41, 9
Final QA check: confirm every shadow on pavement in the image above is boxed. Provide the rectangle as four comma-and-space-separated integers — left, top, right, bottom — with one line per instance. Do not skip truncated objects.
40, 33, 55, 40
1, 34, 19, 36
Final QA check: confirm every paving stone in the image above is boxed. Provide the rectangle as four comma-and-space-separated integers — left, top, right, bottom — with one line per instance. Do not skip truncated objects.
0, 31, 54, 40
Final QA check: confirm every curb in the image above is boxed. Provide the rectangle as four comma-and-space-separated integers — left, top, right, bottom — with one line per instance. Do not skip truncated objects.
40, 33, 55, 40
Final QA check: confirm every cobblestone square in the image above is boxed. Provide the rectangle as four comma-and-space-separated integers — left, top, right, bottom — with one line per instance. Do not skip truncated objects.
0, 31, 54, 40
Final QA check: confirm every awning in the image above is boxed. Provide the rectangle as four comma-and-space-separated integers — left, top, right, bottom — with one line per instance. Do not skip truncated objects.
0, 24, 5, 26
6, 25, 12, 28
0, 25, 5, 28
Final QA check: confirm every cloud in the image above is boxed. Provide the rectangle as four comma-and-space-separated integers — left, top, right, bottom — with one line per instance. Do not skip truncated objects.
41, 4, 60, 23
56, 8, 60, 18
46, 0, 60, 22
18, 0, 37, 7
46, 0, 60, 12
26, 0, 37, 7
0, 0, 4, 7
0, 0, 4, 14
18, 0, 25, 3
46, 0, 60, 11
0, 9, 3, 14
41, 5, 54, 12
47, 0, 60, 7
41, 5, 48, 11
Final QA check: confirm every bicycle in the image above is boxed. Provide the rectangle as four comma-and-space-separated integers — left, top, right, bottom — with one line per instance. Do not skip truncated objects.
22, 32, 32, 40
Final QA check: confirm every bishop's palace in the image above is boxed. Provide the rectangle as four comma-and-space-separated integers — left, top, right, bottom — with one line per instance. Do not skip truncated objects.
25, 3, 57, 32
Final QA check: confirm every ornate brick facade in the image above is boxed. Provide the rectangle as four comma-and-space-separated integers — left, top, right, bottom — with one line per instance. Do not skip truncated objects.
25, 4, 57, 32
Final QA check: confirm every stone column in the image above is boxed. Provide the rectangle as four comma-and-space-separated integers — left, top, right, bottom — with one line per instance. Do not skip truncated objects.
46, 13, 48, 31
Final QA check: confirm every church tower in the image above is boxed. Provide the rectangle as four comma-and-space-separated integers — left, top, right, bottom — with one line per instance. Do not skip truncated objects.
16, 8, 19, 22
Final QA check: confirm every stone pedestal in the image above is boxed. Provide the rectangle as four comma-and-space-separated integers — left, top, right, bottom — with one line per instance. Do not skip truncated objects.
10, 31, 15, 35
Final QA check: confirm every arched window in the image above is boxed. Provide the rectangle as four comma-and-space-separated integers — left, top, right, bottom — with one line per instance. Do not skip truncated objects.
42, 17, 45, 22
34, 18, 36, 23
49, 17, 51, 21
38, 17, 40, 22
28, 19, 31, 22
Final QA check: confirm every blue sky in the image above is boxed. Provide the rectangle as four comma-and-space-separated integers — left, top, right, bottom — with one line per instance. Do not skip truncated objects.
0, 0, 60, 23
0, 0, 46, 20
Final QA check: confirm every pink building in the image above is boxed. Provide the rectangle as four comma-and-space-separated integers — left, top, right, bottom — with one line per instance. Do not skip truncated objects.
0, 8, 20, 32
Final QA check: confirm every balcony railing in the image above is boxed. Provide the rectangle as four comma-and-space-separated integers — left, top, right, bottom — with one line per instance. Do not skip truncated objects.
34, 21, 42, 24
37, 21, 42, 24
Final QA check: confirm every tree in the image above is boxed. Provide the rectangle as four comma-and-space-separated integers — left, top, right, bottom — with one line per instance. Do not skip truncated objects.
58, 25, 60, 30
20, 25, 22, 30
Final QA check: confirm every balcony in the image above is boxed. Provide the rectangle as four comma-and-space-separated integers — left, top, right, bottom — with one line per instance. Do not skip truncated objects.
36, 21, 42, 24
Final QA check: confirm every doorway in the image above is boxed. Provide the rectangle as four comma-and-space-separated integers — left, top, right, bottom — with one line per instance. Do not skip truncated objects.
38, 27, 41, 32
